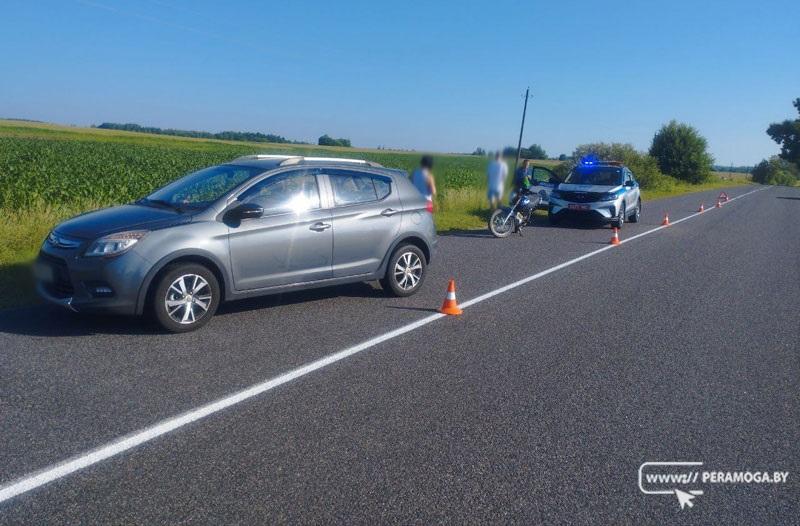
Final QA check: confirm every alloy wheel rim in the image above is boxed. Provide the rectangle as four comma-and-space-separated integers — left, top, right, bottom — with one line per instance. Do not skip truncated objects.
165, 274, 212, 324
394, 252, 422, 290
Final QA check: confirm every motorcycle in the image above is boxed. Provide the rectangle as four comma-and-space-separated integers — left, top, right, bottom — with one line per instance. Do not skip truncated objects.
488, 188, 540, 238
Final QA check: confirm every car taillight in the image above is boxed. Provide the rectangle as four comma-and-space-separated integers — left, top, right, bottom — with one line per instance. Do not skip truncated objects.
425, 201, 434, 213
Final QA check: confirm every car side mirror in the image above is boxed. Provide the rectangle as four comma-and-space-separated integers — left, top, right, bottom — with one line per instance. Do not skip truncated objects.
624, 181, 635, 187
233, 202, 264, 219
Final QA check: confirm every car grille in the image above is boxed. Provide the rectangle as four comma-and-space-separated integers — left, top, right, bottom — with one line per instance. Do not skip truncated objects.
38, 252, 75, 298
559, 191, 604, 203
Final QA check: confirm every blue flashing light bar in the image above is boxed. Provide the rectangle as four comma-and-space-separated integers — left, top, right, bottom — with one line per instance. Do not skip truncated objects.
580, 154, 601, 166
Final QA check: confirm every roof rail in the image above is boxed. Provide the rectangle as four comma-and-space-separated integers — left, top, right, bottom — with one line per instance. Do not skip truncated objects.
280, 156, 383, 168
231, 154, 296, 162
232, 154, 383, 168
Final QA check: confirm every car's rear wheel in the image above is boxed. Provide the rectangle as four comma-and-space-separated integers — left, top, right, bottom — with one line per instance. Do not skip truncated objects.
381, 244, 426, 297
612, 203, 625, 229
152, 263, 220, 332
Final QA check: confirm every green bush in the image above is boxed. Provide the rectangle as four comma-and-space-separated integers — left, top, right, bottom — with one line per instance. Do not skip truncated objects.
318, 134, 351, 147
649, 121, 714, 183
751, 156, 799, 186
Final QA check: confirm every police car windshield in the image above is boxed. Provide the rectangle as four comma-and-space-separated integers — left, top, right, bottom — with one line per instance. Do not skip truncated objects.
565, 166, 623, 186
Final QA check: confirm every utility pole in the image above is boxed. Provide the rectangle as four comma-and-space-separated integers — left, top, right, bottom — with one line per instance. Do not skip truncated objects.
513, 87, 532, 174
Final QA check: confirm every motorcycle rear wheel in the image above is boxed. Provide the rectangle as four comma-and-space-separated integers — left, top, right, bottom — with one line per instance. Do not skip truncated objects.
489, 209, 516, 238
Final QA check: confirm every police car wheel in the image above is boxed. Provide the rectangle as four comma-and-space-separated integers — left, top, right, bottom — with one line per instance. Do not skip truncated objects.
630, 199, 641, 223
613, 204, 625, 229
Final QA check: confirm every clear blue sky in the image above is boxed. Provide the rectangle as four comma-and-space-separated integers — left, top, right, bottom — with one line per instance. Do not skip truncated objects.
2, 0, 798, 165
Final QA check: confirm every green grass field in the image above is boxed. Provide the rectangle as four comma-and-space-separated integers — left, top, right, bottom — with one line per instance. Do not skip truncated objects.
0, 119, 750, 310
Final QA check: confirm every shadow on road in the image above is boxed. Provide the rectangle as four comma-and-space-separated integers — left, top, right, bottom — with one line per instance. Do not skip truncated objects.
776, 196, 800, 201
530, 216, 610, 230
386, 305, 440, 314
0, 282, 385, 338
438, 230, 495, 239
217, 282, 383, 316
0, 261, 38, 311
0, 306, 158, 337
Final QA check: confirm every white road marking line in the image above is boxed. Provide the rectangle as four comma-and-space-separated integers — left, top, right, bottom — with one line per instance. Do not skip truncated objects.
0, 185, 768, 504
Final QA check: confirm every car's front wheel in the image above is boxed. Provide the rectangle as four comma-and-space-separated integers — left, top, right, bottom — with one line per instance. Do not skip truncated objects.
630, 199, 641, 223
381, 244, 427, 297
612, 203, 626, 229
152, 263, 220, 332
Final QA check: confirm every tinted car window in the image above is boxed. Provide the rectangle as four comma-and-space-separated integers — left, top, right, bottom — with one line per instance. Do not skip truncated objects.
565, 166, 623, 186
373, 176, 391, 199
329, 171, 379, 205
146, 164, 263, 209
238, 171, 320, 214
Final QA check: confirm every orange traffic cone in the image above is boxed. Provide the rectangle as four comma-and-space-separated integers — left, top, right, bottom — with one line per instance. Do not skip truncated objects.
610, 227, 621, 245
698, 203, 705, 213
662, 212, 670, 226
439, 279, 463, 315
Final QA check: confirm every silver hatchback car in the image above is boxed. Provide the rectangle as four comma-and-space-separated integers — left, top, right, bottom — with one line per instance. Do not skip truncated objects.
35, 155, 437, 332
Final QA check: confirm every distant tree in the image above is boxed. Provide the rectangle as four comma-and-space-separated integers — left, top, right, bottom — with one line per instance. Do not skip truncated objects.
558, 153, 568, 161
649, 121, 714, 183
751, 156, 799, 186
472, 147, 486, 156
525, 144, 547, 160
318, 134, 351, 147
502, 146, 518, 158
767, 98, 800, 168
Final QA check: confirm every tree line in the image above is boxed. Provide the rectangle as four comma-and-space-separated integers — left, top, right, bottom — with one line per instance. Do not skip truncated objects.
95, 122, 307, 145
472, 144, 548, 159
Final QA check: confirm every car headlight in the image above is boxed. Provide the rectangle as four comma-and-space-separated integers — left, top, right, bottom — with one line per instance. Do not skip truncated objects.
85, 230, 148, 257
599, 191, 622, 201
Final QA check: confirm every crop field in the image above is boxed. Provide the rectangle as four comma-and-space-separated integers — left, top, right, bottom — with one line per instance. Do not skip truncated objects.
0, 119, 748, 309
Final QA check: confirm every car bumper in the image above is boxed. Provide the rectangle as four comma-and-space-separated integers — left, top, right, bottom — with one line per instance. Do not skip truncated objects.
548, 196, 623, 221
35, 245, 151, 315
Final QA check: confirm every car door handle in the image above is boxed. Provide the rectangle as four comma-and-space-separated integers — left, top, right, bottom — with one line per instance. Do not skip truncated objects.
380, 208, 399, 217
309, 222, 331, 232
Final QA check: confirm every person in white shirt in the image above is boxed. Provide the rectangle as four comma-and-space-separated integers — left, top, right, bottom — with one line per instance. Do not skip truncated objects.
486, 152, 508, 208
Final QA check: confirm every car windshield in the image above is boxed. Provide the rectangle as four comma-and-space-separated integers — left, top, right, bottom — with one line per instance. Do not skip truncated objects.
142, 164, 264, 210
565, 166, 623, 186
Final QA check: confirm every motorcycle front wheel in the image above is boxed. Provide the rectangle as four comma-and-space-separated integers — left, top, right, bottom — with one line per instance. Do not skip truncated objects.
489, 208, 516, 238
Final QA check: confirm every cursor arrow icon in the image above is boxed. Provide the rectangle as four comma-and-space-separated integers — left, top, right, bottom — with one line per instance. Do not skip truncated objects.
674, 489, 696, 509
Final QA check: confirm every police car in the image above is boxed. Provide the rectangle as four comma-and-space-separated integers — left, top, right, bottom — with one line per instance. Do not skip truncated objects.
548, 157, 641, 228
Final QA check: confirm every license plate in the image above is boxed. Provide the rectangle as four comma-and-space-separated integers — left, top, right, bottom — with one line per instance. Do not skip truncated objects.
33, 262, 54, 283
568, 204, 590, 211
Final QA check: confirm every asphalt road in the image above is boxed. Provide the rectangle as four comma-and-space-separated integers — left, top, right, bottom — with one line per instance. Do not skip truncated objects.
0, 185, 797, 524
